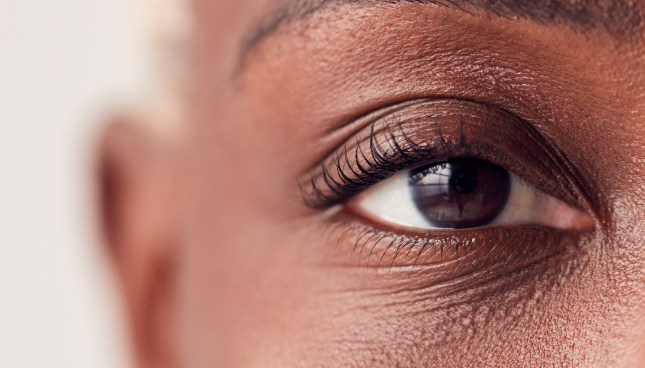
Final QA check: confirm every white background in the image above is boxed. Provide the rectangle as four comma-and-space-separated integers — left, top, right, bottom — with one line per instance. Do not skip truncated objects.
0, 0, 149, 367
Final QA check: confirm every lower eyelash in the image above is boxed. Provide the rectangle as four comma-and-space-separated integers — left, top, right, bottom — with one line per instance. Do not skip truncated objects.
330, 221, 470, 270
319, 210, 587, 288
325, 214, 458, 269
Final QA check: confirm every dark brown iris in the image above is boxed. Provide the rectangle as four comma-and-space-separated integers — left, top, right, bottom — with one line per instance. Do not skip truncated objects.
408, 159, 510, 228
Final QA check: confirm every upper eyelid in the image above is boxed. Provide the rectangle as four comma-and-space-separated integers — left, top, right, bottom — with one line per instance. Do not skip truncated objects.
299, 98, 593, 216
300, 98, 513, 207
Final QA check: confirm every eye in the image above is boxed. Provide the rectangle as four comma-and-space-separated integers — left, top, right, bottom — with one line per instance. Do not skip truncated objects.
300, 99, 596, 275
346, 158, 592, 231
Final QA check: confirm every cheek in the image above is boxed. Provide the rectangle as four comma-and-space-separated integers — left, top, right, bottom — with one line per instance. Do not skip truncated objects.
176, 122, 326, 365
179, 214, 625, 367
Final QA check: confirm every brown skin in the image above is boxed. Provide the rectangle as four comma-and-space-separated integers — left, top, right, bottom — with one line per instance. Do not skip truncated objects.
100, 1, 645, 367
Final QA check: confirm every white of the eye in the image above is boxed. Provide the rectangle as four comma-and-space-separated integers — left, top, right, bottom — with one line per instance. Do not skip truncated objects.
351, 171, 431, 228
490, 177, 589, 229
349, 170, 590, 230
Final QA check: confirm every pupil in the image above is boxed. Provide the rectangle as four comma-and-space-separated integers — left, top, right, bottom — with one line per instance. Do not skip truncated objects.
449, 167, 478, 194
408, 158, 511, 229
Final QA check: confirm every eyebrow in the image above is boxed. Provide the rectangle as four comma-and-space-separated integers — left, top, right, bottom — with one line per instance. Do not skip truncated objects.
240, 0, 643, 63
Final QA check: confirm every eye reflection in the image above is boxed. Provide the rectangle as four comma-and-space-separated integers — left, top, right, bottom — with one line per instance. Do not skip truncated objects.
409, 159, 510, 228
346, 158, 593, 231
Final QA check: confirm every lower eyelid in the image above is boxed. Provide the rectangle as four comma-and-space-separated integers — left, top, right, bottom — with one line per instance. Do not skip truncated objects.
319, 212, 588, 292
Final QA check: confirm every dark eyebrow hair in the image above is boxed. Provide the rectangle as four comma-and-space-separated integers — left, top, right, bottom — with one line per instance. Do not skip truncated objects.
240, 0, 643, 65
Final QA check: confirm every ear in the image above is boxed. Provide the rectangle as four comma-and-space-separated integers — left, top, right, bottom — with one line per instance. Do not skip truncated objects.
98, 120, 182, 368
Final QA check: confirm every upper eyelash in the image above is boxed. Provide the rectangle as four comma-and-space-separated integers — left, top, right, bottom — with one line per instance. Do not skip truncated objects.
301, 116, 513, 209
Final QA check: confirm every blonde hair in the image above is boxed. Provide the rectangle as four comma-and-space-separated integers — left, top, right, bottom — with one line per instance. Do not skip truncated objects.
134, 0, 192, 141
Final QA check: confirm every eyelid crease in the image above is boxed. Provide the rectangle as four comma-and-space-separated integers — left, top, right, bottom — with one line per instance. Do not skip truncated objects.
299, 98, 594, 221
313, 99, 436, 158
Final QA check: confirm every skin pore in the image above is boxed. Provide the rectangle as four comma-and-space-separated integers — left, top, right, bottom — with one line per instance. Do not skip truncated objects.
100, 0, 645, 367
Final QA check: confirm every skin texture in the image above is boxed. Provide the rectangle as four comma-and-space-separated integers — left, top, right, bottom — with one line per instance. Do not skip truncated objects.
100, 0, 645, 367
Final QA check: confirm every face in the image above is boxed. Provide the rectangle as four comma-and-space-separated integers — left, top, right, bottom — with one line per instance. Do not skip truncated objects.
100, 0, 645, 366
